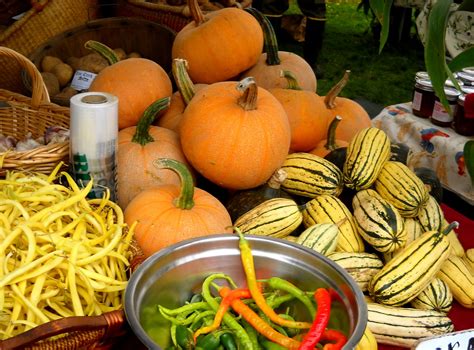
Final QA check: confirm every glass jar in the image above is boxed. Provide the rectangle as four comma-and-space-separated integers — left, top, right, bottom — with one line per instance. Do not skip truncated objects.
430, 87, 461, 127
412, 78, 435, 118
453, 89, 474, 136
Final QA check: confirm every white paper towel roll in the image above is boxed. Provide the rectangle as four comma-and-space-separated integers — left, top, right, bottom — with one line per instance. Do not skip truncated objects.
69, 92, 119, 201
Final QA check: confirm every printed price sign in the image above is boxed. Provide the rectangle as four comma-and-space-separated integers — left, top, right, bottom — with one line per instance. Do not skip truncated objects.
70, 70, 97, 91
413, 329, 474, 350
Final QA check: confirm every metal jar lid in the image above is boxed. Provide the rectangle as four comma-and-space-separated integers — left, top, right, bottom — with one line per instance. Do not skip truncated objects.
439, 86, 462, 101
415, 78, 434, 91
462, 67, 474, 75
415, 71, 429, 80
458, 71, 474, 84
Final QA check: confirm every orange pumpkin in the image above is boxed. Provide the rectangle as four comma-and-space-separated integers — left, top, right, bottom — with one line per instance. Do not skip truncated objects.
89, 57, 172, 130
323, 70, 371, 142
240, 8, 317, 92
156, 58, 207, 132
180, 77, 291, 190
171, 0, 263, 84
269, 70, 330, 152
117, 97, 190, 209
124, 158, 232, 258
310, 115, 349, 157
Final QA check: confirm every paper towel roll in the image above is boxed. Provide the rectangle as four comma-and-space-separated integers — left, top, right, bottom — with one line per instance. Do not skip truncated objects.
69, 92, 119, 201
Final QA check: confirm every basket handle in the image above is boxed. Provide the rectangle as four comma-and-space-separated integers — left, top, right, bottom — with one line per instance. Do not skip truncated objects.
0, 310, 126, 350
0, 46, 50, 108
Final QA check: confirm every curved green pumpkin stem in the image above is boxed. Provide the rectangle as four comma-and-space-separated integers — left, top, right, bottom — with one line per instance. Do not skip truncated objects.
154, 158, 195, 210
132, 97, 171, 146
325, 115, 343, 151
84, 40, 119, 65
281, 70, 302, 90
245, 7, 280, 66
442, 221, 459, 235
324, 70, 350, 109
236, 77, 258, 111
172, 58, 196, 106
188, 0, 205, 26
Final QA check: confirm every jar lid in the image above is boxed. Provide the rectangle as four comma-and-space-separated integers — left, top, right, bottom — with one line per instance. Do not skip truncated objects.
415, 78, 433, 91
416, 71, 429, 80
458, 71, 474, 83
445, 78, 463, 88
441, 86, 462, 99
462, 67, 474, 75
462, 86, 474, 94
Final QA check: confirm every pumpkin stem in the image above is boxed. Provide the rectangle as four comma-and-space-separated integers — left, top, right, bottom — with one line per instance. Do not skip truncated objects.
324, 116, 343, 151
245, 8, 281, 66
441, 221, 459, 235
267, 168, 287, 189
132, 97, 171, 146
154, 158, 195, 210
172, 58, 196, 105
84, 40, 119, 65
236, 77, 258, 110
188, 0, 206, 26
281, 70, 302, 90
324, 70, 350, 109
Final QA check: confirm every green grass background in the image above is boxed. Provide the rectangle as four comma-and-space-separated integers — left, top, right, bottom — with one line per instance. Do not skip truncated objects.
279, 0, 426, 107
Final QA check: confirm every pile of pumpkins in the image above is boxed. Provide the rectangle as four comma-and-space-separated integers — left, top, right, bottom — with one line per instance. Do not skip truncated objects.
86, 0, 373, 257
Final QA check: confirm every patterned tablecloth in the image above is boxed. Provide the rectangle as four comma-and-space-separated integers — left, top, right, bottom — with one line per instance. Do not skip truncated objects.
372, 102, 474, 205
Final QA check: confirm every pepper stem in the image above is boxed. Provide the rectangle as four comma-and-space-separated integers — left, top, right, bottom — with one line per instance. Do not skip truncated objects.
324, 70, 350, 109
154, 158, 195, 210
188, 0, 205, 26
172, 58, 196, 105
280, 70, 302, 90
237, 77, 258, 111
324, 116, 343, 151
131, 97, 171, 146
84, 40, 119, 65
245, 7, 281, 66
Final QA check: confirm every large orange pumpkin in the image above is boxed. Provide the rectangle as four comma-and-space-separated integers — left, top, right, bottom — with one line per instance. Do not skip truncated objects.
171, 0, 263, 84
240, 8, 317, 92
124, 158, 232, 257
180, 77, 291, 190
269, 70, 330, 152
117, 97, 190, 209
89, 57, 172, 130
156, 59, 207, 133
323, 70, 371, 142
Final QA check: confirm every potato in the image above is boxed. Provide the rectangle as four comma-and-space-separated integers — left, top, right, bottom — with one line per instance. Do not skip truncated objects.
41, 72, 60, 97
54, 86, 78, 106
127, 52, 142, 59
113, 48, 127, 61
76, 53, 108, 73
41, 55, 63, 73
51, 63, 74, 87
66, 56, 81, 71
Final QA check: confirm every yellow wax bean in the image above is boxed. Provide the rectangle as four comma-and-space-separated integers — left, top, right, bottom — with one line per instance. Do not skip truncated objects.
11, 284, 49, 324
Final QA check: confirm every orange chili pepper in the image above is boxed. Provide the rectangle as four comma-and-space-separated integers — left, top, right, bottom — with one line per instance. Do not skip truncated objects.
219, 286, 301, 350
237, 231, 312, 329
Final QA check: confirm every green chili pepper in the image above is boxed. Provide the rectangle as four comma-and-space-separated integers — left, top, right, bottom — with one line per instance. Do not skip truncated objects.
190, 293, 204, 303
266, 293, 295, 309
190, 310, 217, 331
265, 277, 316, 317
159, 301, 211, 316
220, 332, 238, 350
278, 314, 300, 338
242, 319, 262, 350
259, 338, 287, 350
196, 332, 221, 350
176, 325, 194, 350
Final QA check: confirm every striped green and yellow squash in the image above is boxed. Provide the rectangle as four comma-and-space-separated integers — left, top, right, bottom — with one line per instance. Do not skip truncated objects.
368, 222, 458, 306
281, 152, 343, 198
352, 189, 406, 253
410, 278, 453, 314
383, 217, 424, 263
296, 223, 339, 256
367, 302, 454, 348
374, 161, 429, 217
417, 195, 444, 232
465, 248, 474, 270
343, 127, 391, 191
355, 326, 378, 350
327, 252, 383, 291
234, 198, 302, 238
303, 194, 365, 252
437, 254, 474, 309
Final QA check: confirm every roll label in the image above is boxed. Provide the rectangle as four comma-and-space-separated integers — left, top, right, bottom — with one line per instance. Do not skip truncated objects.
71, 70, 97, 91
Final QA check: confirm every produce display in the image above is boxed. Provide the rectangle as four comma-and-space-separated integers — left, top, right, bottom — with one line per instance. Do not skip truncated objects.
0, 0, 472, 347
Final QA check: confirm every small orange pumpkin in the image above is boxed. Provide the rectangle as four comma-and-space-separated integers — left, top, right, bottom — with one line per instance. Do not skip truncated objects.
156, 58, 207, 133
322, 70, 371, 142
310, 115, 349, 157
117, 97, 190, 209
180, 77, 291, 190
269, 70, 330, 152
124, 158, 232, 258
171, 0, 263, 84
89, 49, 172, 130
240, 8, 317, 92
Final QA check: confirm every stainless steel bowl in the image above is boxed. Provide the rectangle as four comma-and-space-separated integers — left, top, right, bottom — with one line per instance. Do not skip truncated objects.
124, 234, 367, 349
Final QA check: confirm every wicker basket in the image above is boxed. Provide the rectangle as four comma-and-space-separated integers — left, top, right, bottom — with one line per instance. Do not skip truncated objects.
0, 0, 99, 95
0, 47, 70, 177
26, 16, 176, 106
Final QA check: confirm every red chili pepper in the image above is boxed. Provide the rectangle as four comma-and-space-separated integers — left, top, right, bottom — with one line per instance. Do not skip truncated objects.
321, 329, 347, 350
219, 286, 301, 350
193, 287, 252, 341
297, 288, 332, 350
